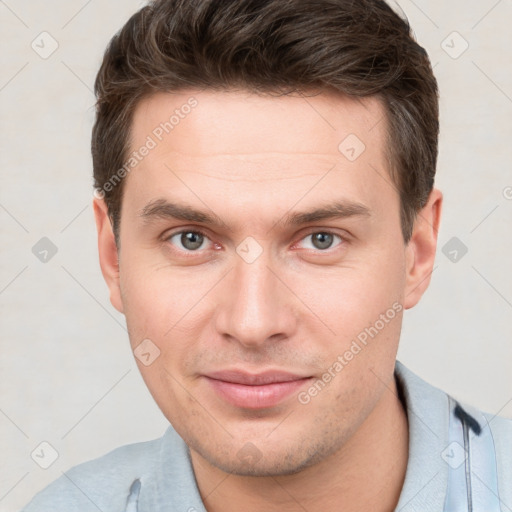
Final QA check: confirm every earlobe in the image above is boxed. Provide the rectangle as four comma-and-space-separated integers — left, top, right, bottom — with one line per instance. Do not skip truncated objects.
92, 197, 124, 314
403, 188, 443, 310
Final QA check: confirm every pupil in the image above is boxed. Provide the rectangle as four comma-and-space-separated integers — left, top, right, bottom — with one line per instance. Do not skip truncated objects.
312, 232, 333, 250
182, 232, 203, 250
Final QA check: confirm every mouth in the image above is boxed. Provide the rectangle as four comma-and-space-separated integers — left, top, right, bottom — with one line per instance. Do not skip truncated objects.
203, 370, 312, 409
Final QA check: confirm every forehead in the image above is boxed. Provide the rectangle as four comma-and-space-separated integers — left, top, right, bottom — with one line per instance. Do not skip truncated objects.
122, 89, 395, 230
129, 88, 388, 162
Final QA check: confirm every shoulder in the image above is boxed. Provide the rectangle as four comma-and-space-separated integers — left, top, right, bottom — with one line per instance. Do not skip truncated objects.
395, 360, 512, 504
481, 409, 512, 501
481, 406, 512, 444
20, 429, 172, 512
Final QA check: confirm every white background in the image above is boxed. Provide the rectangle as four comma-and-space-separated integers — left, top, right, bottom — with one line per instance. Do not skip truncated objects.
1, 1, 511, 510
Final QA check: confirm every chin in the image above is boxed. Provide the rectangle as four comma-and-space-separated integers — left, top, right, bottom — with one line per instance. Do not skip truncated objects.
189, 433, 341, 477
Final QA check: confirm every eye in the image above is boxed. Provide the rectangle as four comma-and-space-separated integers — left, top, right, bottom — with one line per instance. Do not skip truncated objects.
297, 231, 343, 251
168, 230, 211, 251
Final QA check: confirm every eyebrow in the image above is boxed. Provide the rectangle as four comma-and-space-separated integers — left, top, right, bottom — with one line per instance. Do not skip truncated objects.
138, 198, 372, 229
139, 199, 228, 228
283, 201, 371, 225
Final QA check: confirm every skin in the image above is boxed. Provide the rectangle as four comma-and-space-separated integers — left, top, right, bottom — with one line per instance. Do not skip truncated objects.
94, 88, 442, 511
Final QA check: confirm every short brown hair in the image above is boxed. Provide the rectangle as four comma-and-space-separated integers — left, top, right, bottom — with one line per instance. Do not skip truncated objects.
92, 0, 439, 244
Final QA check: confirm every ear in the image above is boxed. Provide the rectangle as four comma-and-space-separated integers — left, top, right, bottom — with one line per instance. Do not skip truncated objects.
93, 197, 124, 314
403, 188, 443, 309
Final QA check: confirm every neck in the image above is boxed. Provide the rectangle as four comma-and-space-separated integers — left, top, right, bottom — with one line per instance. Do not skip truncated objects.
190, 374, 409, 512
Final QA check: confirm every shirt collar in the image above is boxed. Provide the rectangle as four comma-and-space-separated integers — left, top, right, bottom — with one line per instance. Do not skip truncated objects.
394, 360, 449, 511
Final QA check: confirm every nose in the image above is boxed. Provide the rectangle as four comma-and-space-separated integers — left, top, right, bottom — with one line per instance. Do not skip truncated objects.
214, 251, 297, 349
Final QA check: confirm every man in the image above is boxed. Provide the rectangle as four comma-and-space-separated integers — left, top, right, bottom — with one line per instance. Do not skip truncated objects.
21, 0, 511, 510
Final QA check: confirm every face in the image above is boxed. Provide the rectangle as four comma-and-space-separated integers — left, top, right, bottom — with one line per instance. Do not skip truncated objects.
95, 88, 440, 476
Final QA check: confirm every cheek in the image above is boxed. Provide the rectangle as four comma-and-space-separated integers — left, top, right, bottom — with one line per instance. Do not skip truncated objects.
120, 259, 200, 335
295, 248, 406, 373
299, 255, 405, 328
120, 263, 216, 387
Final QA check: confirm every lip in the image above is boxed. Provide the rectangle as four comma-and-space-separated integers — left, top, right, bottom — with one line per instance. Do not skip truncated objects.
203, 370, 312, 409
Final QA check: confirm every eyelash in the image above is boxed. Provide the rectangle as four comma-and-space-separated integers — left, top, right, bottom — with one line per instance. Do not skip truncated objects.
163, 228, 346, 255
